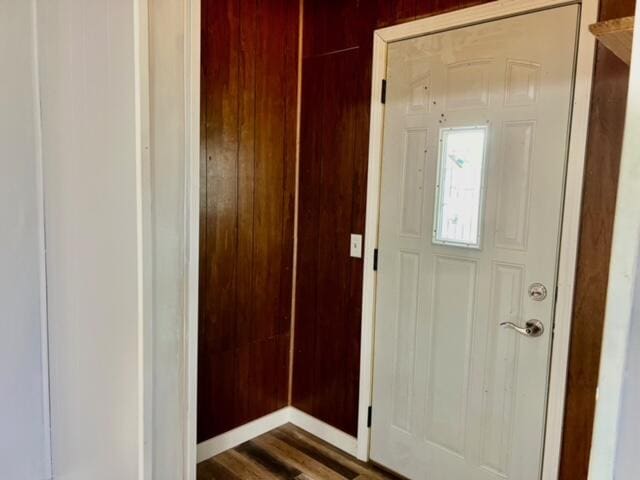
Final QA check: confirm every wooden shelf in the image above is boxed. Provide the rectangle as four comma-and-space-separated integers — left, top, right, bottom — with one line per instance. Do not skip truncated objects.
590, 16, 635, 65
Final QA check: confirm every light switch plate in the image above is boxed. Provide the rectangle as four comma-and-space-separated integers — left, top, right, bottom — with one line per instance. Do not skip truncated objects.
350, 234, 363, 258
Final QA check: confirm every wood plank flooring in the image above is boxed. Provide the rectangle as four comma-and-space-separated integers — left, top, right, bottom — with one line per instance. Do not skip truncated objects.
197, 424, 402, 480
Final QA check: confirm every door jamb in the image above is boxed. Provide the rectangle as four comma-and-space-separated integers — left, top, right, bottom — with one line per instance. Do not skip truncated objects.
358, 2, 599, 479
185, 0, 201, 479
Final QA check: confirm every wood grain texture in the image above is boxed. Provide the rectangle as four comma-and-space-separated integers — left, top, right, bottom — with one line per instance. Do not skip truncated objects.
590, 16, 635, 65
198, 0, 299, 442
293, 0, 495, 438
197, 424, 402, 480
293, 46, 371, 435
559, 1, 636, 477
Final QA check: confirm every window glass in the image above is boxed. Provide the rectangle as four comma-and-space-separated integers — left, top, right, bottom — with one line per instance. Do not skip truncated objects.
433, 126, 488, 248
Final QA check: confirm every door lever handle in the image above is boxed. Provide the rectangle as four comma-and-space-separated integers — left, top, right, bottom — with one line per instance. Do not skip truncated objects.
500, 319, 544, 338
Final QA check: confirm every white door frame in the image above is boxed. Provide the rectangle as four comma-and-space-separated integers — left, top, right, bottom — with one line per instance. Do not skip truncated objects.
358, 2, 599, 479
185, 0, 201, 479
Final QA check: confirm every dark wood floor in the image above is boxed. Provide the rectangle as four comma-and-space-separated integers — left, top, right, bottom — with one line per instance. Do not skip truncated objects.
197, 424, 401, 480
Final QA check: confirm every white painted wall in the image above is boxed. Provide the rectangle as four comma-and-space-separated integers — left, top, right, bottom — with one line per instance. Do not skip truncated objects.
36, 1, 146, 478
615, 261, 640, 479
607, 11, 640, 480
146, 2, 200, 479
0, 1, 50, 478
148, 1, 187, 478
589, 9, 640, 480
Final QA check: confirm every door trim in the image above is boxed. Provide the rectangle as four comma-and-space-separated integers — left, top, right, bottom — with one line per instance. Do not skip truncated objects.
185, 0, 201, 479
358, 3, 599, 480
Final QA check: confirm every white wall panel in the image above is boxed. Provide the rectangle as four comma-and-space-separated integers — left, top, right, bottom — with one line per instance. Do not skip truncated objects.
0, 1, 49, 478
37, 1, 144, 478
148, 0, 193, 478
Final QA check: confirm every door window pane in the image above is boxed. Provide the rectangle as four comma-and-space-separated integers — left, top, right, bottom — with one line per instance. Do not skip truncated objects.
433, 126, 488, 248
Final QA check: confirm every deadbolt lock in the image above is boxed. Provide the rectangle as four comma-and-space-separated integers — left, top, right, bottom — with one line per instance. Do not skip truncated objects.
528, 283, 548, 301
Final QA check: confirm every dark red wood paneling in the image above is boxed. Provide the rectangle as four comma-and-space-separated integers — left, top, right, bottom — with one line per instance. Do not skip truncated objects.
294, 45, 362, 433
302, 0, 361, 58
293, 55, 323, 417
315, 48, 361, 432
394, 0, 417, 22
294, 45, 376, 436
200, 0, 239, 358
559, 0, 636, 477
198, 0, 299, 442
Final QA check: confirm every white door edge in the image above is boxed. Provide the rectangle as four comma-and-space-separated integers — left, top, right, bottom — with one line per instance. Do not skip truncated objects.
357, 4, 599, 480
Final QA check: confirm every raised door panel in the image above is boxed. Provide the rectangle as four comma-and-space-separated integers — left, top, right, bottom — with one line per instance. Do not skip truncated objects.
479, 263, 524, 475
425, 256, 478, 454
494, 121, 536, 251
400, 129, 429, 238
390, 251, 421, 433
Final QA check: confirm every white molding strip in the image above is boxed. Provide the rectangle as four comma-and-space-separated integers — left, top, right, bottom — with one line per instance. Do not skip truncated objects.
196, 407, 359, 464
543, 0, 598, 478
289, 408, 359, 457
133, 0, 153, 477
196, 408, 291, 463
359, 0, 598, 475
357, 30, 387, 462
375, 0, 581, 42
30, 0, 52, 477
184, 0, 201, 479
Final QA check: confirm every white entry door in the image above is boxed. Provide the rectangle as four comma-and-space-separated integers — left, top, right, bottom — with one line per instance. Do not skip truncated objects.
370, 6, 579, 479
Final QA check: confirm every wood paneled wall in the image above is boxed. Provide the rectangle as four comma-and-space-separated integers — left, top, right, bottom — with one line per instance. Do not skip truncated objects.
198, 0, 299, 442
293, 0, 492, 437
559, 0, 635, 477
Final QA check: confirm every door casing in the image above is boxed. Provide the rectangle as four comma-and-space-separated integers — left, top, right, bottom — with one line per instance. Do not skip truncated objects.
357, 1, 599, 479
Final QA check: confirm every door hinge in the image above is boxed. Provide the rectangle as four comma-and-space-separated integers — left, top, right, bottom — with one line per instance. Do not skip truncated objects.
373, 248, 379, 271
367, 406, 373, 428
381, 79, 387, 104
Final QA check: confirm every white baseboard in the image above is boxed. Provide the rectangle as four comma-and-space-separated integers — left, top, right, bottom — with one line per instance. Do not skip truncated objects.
196, 407, 290, 462
288, 407, 359, 458
196, 406, 360, 463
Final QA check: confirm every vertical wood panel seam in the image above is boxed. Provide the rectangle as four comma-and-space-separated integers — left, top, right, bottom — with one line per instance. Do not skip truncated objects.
250, 0, 258, 344
277, 0, 290, 408
288, 0, 304, 405
234, 0, 242, 394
